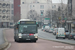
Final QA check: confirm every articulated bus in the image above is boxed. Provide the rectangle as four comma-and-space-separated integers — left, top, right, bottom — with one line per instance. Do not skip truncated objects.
14, 19, 39, 42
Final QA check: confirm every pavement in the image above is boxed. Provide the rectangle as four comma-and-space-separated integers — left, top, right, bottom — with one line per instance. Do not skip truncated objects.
38, 29, 75, 45
0, 28, 9, 50
0, 28, 5, 45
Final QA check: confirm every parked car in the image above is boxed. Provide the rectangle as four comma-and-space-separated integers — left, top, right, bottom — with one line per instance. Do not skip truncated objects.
53, 28, 58, 35
56, 28, 65, 39
48, 28, 54, 33
65, 30, 70, 38
74, 35, 75, 40
44, 26, 50, 32
68, 33, 75, 40
41, 26, 44, 31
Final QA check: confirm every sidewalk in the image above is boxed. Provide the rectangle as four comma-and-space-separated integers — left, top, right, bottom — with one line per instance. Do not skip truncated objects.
0, 28, 9, 50
0, 28, 5, 45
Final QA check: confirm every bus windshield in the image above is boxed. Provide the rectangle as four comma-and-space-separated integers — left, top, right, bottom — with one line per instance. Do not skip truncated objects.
19, 25, 37, 33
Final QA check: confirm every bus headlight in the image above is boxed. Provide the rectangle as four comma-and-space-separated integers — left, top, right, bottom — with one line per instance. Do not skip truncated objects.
18, 33, 22, 37
34, 34, 38, 36
35, 36, 38, 38
34, 34, 38, 38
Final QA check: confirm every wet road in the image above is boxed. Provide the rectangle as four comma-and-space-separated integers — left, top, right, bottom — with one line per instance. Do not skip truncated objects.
5, 29, 75, 50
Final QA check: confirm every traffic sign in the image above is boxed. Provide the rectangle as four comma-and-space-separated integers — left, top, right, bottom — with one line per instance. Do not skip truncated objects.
64, 18, 67, 20
45, 18, 50, 20
44, 18, 50, 24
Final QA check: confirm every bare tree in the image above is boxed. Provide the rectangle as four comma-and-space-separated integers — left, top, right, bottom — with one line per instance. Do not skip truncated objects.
45, 10, 51, 18
27, 10, 39, 20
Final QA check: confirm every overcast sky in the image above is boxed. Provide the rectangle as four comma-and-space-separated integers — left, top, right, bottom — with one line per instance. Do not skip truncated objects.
52, 0, 68, 4
6, 0, 68, 4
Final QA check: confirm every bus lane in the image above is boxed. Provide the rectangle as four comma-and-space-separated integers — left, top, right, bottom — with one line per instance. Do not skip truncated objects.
5, 29, 75, 50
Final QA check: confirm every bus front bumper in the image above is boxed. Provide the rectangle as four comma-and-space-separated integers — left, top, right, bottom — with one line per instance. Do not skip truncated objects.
15, 36, 38, 41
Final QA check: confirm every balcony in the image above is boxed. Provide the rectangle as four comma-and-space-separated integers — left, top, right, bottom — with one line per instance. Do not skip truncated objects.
6, 4, 10, 8
2, 3, 6, 8
2, 9, 6, 14
6, 10, 10, 14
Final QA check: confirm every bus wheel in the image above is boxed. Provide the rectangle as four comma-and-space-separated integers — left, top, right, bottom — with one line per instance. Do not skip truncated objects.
33, 40, 36, 43
56, 37, 58, 39
63, 37, 65, 39
14, 39, 19, 42
14, 39, 17, 42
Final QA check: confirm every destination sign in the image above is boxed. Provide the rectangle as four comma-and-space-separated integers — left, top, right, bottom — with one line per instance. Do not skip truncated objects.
20, 21, 36, 24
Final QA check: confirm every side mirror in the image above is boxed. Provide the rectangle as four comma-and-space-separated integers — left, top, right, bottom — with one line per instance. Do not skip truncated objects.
37, 24, 39, 27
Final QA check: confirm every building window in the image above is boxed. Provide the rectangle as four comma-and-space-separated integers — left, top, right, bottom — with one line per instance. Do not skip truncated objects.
2, 3, 6, 7
52, 5, 56, 8
12, 10, 13, 14
6, 16, 8, 18
10, 23, 13, 25
40, 5, 44, 9
0, 15, 1, 18
6, 4, 10, 7
0, 9, 1, 13
33, 5, 35, 7
12, 4, 13, 8
30, 5, 32, 9
2, 16, 5, 18
22, 2, 24, 4
40, 10, 44, 15
2, 10, 6, 13
0, 3, 1, 7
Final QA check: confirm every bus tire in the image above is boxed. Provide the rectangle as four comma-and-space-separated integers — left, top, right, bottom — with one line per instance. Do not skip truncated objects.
33, 40, 36, 43
63, 37, 65, 39
14, 39, 17, 42
56, 37, 58, 39
14, 39, 19, 42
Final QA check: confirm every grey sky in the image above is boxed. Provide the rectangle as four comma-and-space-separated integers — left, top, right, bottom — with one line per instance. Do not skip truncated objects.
52, 0, 68, 4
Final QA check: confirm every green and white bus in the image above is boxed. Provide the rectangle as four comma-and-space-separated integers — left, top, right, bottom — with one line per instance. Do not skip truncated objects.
14, 19, 38, 42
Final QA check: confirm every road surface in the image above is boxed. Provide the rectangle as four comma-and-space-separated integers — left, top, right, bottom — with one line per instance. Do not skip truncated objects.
5, 29, 75, 50
38, 29, 75, 44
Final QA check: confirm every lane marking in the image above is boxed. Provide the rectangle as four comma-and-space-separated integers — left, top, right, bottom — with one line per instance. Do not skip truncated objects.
4, 43, 11, 50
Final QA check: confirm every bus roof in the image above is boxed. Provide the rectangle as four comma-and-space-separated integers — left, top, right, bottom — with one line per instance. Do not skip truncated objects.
18, 19, 30, 22
17, 19, 30, 24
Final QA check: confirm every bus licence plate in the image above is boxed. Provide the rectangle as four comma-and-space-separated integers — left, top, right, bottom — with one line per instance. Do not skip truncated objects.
26, 39, 30, 40
23, 34, 29, 36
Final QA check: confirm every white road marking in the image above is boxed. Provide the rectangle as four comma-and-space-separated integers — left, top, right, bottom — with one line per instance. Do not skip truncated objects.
4, 43, 11, 50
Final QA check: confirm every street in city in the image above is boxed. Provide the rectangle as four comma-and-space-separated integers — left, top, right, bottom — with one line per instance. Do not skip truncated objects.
0, 0, 75, 50
38, 29, 75, 44
4, 29, 75, 50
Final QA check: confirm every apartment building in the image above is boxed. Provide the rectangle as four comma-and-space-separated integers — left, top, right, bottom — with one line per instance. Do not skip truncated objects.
14, 0, 67, 22
0, 0, 14, 28
14, 0, 52, 22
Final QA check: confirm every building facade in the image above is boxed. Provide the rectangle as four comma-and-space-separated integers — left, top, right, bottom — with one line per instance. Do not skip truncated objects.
71, 0, 75, 33
0, 0, 14, 28
14, 0, 20, 23
21, 3, 52, 19
14, 0, 67, 22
